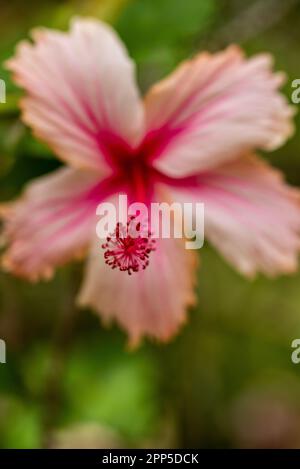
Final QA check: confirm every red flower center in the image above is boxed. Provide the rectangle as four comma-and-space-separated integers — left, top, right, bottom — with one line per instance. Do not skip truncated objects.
102, 214, 156, 275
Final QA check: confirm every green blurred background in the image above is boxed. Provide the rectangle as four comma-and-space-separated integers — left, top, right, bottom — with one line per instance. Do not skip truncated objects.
1, 0, 300, 449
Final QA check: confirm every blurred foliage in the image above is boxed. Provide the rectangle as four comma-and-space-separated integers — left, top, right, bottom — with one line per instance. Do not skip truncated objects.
61, 338, 158, 441
1, 0, 300, 449
116, 0, 217, 88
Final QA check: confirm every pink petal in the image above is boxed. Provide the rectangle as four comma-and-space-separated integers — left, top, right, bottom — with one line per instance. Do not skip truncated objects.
78, 235, 197, 346
166, 155, 300, 277
6, 18, 144, 172
144, 46, 294, 177
1, 167, 111, 281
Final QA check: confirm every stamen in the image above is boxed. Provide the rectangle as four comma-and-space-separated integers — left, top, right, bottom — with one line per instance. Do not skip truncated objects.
101, 214, 156, 275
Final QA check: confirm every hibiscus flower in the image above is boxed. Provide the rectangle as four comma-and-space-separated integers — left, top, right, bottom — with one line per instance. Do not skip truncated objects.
1, 18, 300, 345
